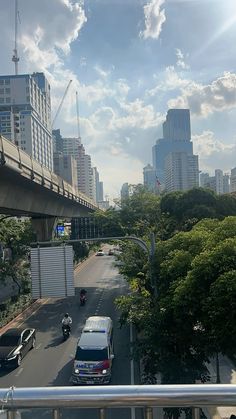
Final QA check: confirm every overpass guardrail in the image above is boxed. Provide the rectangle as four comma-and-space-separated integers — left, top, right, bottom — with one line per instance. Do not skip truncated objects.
0, 135, 97, 210
0, 384, 236, 418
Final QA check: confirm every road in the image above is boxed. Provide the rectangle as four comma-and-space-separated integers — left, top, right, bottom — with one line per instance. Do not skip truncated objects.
0, 249, 140, 419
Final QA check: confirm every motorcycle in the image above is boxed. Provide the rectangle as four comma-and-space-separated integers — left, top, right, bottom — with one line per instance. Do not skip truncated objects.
80, 294, 86, 306
62, 324, 70, 340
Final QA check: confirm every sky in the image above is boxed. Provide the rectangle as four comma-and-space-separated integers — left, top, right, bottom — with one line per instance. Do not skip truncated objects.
0, 0, 236, 202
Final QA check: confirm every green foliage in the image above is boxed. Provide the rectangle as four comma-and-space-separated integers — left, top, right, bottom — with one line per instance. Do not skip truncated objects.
0, 293, 32, 327
0, 217, 35, 293
115, 214, 236, 395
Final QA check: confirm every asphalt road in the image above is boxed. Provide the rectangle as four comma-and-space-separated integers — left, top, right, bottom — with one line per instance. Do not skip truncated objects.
0, 249, 139, 419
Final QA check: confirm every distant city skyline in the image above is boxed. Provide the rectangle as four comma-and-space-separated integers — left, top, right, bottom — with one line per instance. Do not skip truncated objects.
0, 0, 235, 201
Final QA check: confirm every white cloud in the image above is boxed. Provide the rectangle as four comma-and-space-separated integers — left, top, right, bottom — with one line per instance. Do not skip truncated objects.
193, 131, 236, 173
94, 65, 111, 78
140, 0, 166, 40
168, 72, 236, 117
20, 0, 86, 56
147, 66, 191, 96
175, 48, 190, 70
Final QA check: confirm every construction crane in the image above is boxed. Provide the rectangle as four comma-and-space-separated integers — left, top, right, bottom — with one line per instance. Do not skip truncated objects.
76, 91, 81, 142
52, 80, 73, 128
12, 0, 20, 75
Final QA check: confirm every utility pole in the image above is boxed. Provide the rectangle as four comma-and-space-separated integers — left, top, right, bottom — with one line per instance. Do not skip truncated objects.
12, 0, 20, 75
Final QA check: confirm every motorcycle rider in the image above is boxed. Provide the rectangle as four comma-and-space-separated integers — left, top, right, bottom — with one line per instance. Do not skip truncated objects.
80, 289, 87, 297
80, 289, 87, 305
62, 313, 72, 332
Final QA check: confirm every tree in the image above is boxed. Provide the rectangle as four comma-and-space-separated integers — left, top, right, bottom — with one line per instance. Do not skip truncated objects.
0, 217, 35, 294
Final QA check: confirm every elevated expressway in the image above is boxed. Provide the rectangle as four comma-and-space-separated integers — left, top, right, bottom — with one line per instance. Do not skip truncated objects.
0, 135, 97, 239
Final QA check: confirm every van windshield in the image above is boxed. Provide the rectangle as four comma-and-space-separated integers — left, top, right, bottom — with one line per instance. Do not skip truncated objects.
75, 347, 108, 361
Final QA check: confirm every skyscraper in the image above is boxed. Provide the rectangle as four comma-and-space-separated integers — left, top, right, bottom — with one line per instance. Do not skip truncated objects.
230, 167, 236, 192
63, 137, 94, 200
165, 152, 199, 192
0, 72, 53, 170
152, 109, 199, 191
143, 164, 157, 192
163, 109, 191, 141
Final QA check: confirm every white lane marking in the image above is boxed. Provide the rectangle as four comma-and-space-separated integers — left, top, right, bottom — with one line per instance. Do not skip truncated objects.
15, 367, 23, 377
130, 323, 136, 419
35, 343, 42, 350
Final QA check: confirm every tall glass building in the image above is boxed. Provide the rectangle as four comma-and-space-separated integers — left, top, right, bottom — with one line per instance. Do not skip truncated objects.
152, 109, 199, 191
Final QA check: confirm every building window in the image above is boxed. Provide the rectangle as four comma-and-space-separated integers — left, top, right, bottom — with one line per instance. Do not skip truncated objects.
5, 79, 10, 85
0, 98, 4, 103
0, 88, 4, 94
5, 88, 10, 94
0, 80, 4, 85
5, 97, 11, 103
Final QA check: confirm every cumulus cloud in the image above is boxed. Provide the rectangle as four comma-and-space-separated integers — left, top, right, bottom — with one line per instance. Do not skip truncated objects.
20, 0, 86, 56
140, 0, 166, 40
193, 131, 236, 173
168, 72, 236, 117
147, 66, 191, 96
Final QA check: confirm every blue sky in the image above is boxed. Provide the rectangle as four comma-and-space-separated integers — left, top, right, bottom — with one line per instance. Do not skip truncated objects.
0, 0, 236, 200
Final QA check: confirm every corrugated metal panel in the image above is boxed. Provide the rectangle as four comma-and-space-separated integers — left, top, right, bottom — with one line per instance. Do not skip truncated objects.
30, 246, 75, 298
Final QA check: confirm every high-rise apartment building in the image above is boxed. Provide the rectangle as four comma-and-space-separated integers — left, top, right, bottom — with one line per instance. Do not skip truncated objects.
165, 152, 199, 192
53, 152, 78, 189
91, 167, 104, 203
200, 170, 229, 194
63, 137, 94, 200
143, 164, 157, 192
52, 129, 63, 153
0, 73, 53, 170
120, 183, 130, 201
230, 167, 236, 192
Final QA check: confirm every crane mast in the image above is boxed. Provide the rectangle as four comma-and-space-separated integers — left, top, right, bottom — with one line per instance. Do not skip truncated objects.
12, 0, 20, 75
52, 80, 73, 128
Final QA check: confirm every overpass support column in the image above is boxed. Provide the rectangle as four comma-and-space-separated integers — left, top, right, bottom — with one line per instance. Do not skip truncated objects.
32, 217, 57, 242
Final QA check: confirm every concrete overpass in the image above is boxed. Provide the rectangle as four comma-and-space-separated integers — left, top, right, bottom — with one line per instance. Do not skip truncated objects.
0, 135, 97, 239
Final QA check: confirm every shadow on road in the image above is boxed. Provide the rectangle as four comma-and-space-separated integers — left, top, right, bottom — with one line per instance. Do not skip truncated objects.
49, 358, 74, 386
44, 335, 65, 349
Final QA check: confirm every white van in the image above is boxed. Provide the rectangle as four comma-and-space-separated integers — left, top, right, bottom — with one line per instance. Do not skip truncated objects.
72, 316, 114, 385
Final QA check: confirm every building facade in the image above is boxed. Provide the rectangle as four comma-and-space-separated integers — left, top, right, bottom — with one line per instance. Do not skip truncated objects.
53, 152, 78, 189
230, 167, 236, 192
143, 164, 157, 192
63, 137, 94, 200
152, 109, 195, 189
200, 170, 230, 194
52, 129, 63, 153
0, 73, 53, 170
165, 152, 199, 192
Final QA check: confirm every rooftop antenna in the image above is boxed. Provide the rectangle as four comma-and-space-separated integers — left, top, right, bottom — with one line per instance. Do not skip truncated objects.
76, 91, 81, 142
12, 0, 20, 75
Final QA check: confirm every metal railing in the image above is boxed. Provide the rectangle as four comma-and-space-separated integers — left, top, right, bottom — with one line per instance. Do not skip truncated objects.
0, 384, 236, 418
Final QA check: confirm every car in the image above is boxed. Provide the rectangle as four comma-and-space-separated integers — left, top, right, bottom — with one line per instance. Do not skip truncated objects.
108, 249, 114, 256
96, 249, 104, 256
0, 327, 36, 368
